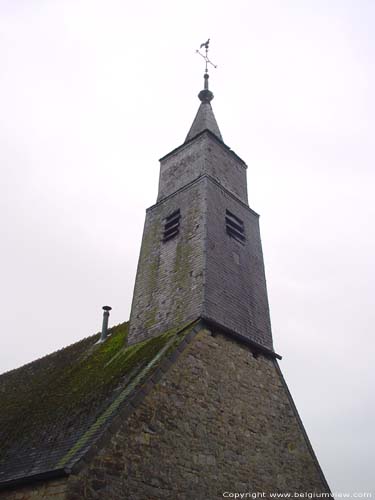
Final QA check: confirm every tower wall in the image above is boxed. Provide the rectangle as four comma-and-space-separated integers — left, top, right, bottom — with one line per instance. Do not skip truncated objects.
158, 132, 248, 204
129, 132, 274, 349
203, 178, 273, 350
128, 179, 206, 345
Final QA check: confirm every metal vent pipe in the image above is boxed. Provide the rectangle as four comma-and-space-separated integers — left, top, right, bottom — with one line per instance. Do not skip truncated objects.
99, 306, 112, 342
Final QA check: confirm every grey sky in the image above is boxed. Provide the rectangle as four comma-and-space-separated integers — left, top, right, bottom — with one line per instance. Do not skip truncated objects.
1, 0, 374, 494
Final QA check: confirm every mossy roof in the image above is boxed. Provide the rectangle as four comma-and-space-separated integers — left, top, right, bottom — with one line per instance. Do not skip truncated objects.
0, 321, 196, 487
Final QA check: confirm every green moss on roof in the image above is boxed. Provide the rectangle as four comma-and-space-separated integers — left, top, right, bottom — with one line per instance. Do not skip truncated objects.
0, 320, 197, 485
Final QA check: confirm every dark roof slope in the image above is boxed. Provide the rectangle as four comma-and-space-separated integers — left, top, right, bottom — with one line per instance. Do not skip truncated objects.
185, 101, 223, 143
0, 320, 198, 488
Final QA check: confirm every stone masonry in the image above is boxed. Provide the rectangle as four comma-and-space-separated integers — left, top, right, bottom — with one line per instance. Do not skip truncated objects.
0, 329, 329, 500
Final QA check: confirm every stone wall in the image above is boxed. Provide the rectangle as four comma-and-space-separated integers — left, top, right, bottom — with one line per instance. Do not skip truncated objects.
66, 329, 329, 499
0, 478, 68, 500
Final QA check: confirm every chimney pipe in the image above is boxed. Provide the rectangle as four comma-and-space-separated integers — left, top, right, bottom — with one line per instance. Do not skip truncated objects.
99, 306, 112, 342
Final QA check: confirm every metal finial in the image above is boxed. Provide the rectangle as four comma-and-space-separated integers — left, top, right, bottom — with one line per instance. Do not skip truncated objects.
196, 39, 217, 103
196, 38, 217, 76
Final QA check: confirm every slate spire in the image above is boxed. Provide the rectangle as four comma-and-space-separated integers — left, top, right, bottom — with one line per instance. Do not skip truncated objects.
185, 72, 223, 143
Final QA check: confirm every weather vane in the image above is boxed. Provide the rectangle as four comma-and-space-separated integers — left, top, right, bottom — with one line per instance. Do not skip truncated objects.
196, 38, 217, 75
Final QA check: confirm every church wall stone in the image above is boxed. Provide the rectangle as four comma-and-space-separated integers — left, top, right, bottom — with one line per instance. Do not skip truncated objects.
65, 330, 329, 500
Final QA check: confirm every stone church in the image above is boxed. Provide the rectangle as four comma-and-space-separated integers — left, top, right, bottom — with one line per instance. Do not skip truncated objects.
0, 67, 331, 499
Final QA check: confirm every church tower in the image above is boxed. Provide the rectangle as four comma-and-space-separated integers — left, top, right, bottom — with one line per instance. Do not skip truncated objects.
122, 54, 331, 494
129, 64, 273, 356
0, 44, 332, 498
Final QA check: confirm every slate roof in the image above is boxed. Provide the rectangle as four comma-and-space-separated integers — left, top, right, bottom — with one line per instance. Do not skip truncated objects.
185, 100, 223, 143
0, 320, 199, 488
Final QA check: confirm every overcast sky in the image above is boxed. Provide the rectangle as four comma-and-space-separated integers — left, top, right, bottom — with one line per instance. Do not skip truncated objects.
1, 0, 374, 495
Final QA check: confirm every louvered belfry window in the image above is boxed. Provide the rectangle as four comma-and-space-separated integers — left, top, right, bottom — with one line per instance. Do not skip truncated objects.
225, 209, 245, 244
163, 209, 181, 242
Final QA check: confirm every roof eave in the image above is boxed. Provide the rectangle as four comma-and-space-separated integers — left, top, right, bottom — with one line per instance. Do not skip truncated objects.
0, 468, 69, 491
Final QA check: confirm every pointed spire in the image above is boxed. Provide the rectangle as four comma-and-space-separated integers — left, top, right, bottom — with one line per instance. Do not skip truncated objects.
185, 74, 223, 143
185, 40, 223, 143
